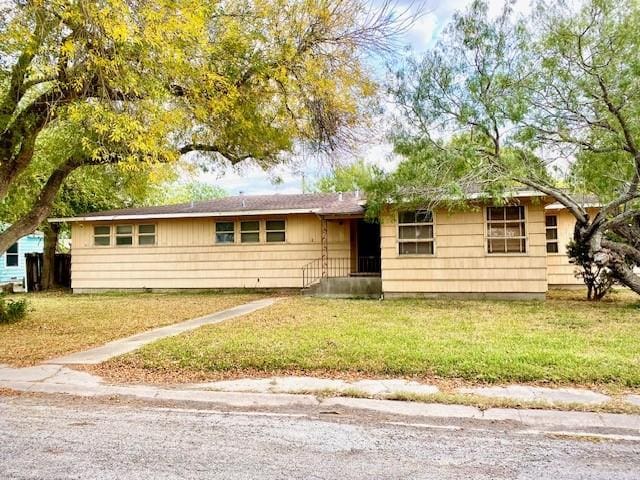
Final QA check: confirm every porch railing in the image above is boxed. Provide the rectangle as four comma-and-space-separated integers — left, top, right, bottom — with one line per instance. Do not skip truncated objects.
302, 257, 350, 288
357, 256, 381, 274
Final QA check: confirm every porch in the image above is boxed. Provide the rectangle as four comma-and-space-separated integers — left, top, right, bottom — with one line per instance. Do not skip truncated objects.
302, 216, 382, 297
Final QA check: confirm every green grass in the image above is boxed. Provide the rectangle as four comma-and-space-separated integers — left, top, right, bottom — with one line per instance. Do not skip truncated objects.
107, 290, 640, 388
0, 291, 262, 366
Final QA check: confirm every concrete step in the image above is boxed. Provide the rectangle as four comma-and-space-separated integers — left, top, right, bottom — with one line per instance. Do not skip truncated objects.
303, 276, 382, 298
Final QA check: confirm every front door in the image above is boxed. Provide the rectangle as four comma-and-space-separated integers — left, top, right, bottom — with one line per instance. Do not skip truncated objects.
354, 219, 381, 274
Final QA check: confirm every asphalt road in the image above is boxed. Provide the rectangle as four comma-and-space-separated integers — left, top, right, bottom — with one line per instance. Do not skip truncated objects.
0, 395, 639, 480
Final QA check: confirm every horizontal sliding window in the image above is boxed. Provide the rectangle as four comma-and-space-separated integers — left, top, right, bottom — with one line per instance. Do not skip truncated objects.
138, 224, 156, 246
398, 210, 434, 255
216, 222, 234, 244
487, 206, 526, 254
6, 243, 18, 267
94, 226, 111, 246
241, 221, 260, 243
115, 225, 133, 246
240, 220, 260, 243
266, 220, 286, 243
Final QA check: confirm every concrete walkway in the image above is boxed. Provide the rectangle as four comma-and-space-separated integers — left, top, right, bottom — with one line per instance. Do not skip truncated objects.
45, 297, 278, 365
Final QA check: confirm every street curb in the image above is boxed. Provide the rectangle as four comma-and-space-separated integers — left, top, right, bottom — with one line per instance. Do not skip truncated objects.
3, 379, 640, 432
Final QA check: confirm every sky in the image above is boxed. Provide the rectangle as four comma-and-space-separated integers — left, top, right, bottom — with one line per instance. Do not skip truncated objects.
191, 0, 530, 196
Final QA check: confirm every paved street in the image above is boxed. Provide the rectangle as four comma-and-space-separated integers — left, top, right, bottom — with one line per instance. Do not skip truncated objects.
1, 395, 638, 480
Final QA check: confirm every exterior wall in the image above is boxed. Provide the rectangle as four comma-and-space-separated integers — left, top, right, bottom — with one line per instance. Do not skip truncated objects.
546, 209, 581, 287
0, 233, 44, 285
545, 208, 601, 287
380, 200, 548, 297
70, 214, 351, 291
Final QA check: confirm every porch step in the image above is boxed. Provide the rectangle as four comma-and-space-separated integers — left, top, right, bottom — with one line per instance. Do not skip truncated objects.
303, 276, 382, 299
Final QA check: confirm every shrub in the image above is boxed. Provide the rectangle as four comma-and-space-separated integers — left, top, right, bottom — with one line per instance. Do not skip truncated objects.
0, 294, 28, 324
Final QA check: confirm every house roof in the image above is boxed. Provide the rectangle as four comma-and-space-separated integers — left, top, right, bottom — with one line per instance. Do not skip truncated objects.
48, 192, 367, 222
545, 193, 601, 211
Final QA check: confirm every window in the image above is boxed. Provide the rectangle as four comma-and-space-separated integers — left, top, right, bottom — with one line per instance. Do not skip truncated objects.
240, 221, 260, 243
94, 226, 111, 246
486, 206, 527, 254
115, 225, 133, 246
546, 215, 559, 253
138, 224, 156, 246
5, 243, 18, 267
215, 222, 234, 244
398, 210, 434, 255
266, 220, 286, 243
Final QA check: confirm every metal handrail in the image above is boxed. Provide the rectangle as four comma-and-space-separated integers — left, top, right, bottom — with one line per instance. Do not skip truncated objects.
302, 257, 351, 288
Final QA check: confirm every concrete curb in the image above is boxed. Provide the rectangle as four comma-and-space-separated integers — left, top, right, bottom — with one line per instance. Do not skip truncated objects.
2, 374, 640, 432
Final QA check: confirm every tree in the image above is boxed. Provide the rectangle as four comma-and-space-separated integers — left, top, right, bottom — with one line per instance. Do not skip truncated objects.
380, 0, 640, 296
0, 0, 404, 253
315, 159, 377, 193
151, 180, 226, 205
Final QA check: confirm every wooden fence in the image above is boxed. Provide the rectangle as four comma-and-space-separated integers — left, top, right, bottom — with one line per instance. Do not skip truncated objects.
25, 253, 71, 291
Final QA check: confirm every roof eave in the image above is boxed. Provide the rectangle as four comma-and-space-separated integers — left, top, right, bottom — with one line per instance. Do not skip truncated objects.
48, 207, 326, 223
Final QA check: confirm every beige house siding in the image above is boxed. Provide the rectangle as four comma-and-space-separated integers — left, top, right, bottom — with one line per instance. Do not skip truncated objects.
70, 214, 351, 291
380, 201, 548, 297
546, 209, 581, 287
545, 208, 602, 287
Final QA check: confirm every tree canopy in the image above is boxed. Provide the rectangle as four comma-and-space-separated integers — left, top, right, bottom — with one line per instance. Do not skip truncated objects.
374, 0, 640, 296
0, 0, 402, 251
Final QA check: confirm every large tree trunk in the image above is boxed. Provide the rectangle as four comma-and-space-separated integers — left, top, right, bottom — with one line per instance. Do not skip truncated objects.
41, 223, 60, 290
0, 159, 79, 253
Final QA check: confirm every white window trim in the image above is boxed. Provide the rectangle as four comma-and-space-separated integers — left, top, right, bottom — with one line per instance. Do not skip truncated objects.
397, 210, 436, 257
265, 219, 287, 243
5, 243, 19, 267
545, 215, 560, 254
484, 205, 529, 256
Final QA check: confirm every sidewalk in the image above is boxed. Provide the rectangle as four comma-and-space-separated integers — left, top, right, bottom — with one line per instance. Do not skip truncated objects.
1, 364, 639, 433
44, 297, 278, 365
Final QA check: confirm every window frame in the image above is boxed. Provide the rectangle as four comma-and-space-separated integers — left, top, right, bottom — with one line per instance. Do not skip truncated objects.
240, 220, 261, 243
93, 225, 111, 247
265, 219, 287, 243
485, 205, 528, 255
5, 242, 19, 267
138, 224, 157, 246
545, 215, 559, 254
215, 221, 235, 244
397, 210, 436, 257
115, 224, 134, 247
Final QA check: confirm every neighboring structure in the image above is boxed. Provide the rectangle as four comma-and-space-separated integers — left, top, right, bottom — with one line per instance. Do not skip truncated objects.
50, 190, 593, 299
0, 229, 44, 289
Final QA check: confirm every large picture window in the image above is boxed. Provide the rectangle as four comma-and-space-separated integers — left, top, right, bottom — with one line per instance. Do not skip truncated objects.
398, 210, 434, 255
6, 243, 18, 267
94, 226, 111, 246
545, 215, 559, 253
266, 220, 286, 243
215, 222, 235, 244
240, 221, 260, 243
486, 206, 527, 254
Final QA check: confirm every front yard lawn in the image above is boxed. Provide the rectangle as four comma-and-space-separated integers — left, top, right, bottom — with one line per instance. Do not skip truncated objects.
102, 290, 640, 389
0, 292, 262, 366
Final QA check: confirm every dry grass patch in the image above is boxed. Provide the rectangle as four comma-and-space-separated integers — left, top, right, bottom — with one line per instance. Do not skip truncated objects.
103, 289, 640, 389
0, 291, 263, 366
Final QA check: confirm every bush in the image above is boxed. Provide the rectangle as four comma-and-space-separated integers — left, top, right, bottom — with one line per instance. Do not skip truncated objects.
0, 294, 28, 324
